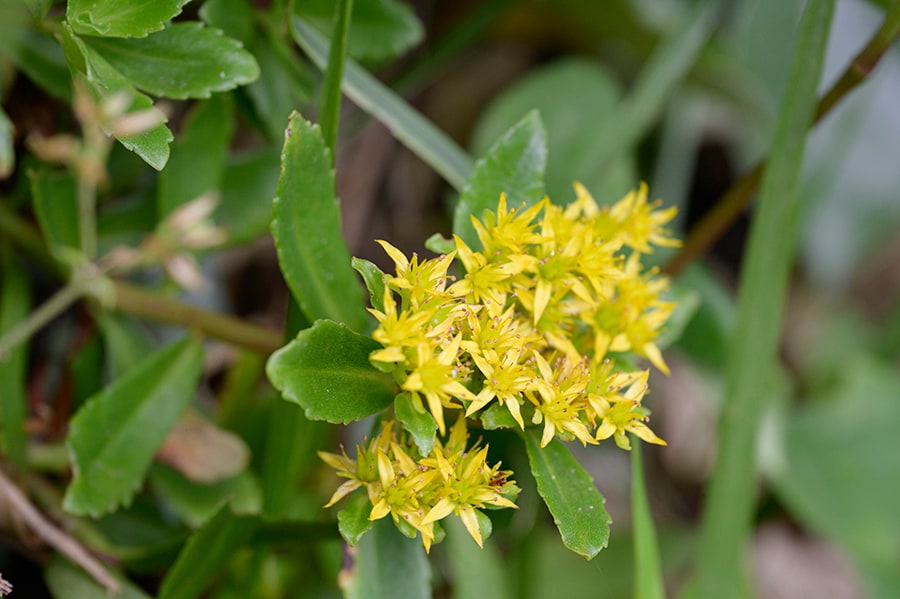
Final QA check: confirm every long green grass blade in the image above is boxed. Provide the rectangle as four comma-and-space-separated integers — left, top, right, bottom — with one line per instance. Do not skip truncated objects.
631, 440, 665, 599
291, 16, 473, 191
318, 0, 353, 156
688, 1, 836, 596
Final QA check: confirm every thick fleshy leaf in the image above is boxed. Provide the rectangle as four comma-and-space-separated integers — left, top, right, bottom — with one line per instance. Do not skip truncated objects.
524, 431, 611, 559
62, 24, 172, 170
471, 58, 634, 204
266, 320, 395, 423
338, 488, 374, 546
158, 94, 234, 217
29, 170, 80, 254
351, 257, 386, 313
84, 22, 259, 100
771, 358, 900, 599
344, 517, 430, 599
63, 337, 203, 516
45, 555, 151, 599
158, 506, 258, 599
0, 250, 30, 471
296, 0, 423, 63
68, 0, 190, 38
394, 392, 437, 456
453, 111, 547, 250
271, 113, 368, 330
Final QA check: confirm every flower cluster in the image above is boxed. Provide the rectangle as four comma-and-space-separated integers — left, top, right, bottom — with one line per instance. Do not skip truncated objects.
370, 183, 677, 449
321, 183, 678, 549
319, 417, 518, 551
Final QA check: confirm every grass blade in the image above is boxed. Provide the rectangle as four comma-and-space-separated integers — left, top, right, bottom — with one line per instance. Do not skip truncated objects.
318, 0, 353, 156
687, 1, 836, 596
291, 16, 473, 191
631, 439, 665, 599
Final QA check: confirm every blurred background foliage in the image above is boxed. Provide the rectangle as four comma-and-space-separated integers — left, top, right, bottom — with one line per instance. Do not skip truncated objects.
0, 0, 899, 597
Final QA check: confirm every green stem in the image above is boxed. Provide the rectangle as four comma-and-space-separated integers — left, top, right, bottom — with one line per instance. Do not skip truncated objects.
632, 439, 665, 599
0, 277, 89, 360
688, 1, 835, 596
112, 281, 282, 355
318, 0, 354, 158
664, 0, 900, 277
76, 173, 96, 261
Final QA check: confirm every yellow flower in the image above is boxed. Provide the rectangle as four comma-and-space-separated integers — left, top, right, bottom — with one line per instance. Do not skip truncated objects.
607, 182, 679, 254
401, 334, 475, 434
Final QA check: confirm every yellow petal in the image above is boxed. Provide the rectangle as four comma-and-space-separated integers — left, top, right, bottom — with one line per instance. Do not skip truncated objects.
458, 506, 483, 548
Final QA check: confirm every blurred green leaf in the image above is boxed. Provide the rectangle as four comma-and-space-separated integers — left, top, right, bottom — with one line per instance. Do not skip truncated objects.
471, 58, 634, 204
158, 93, 234, 217
351, 257, 386, 313
267, 319, 396, 423
68, 0, 190, 38
0, 249, 30, 470
674, 264, 735, 368
454, 111, 547, 250
29, 170, 80, 253
63, 337, 203, 516
62, 24, 173, 169
344, 517, 431, 599
772, 357, 900, 599
213, 146, 281, 244
95, 312, 154, 379
296, 0, 423, 63
84, 22, 259, 99
338, 488, 374, 545
46, 555, 151, 599
13, 30, 72, 101
151, 465, 261, 528
271, 113, 369, 330
198, 0, 254, 42
655, 282, 701, 350
524, 431, 611, 560
0, 108, 13, 179
631, 441, 664, 599
292, 17, 473, 191
395, 392, 437, 456
244, 33, 313, 141
445, 515, 510, 599
158, 506, 259, 599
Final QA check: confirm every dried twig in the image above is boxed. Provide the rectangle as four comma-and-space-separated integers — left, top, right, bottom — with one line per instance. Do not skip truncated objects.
0, 469, 120, 594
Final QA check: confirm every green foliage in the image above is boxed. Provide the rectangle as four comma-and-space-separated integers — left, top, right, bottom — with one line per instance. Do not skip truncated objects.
1, 0, 896, 596
524, 432, 612, 560
64, 337, 203, 516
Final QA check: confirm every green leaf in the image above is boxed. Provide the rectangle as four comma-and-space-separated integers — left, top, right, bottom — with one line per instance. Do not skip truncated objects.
631, 440, 665, 599
95, 312, 154, 379
62, 24, 172, 170
690, 1, 836, 596
351, 257, 386, 312
317, 0, 354, 156
271, 113, 368, 330
674, 263, 736, 368
63, 337, 203, 516
198, 0, 254, 43
29, 170, 80, 256
0, 108, 13, 179
524, 431, 611, 560
338, 488, 374, 545
655, 283, 701, 350
158, 93, 234, 217
394, 392, 437, 456
68, 0, 190, 38
480, 402, 519, 430
45, 555, 151, 599
13, 30, 72, 101
471, 58, 634, 204
84, 22, 259, 99
296, 0, 424, 63
445, 515, 510, 599
0, 249, 30, 471
213, 147, 281, 244
344, 517, 430, 599
454, 111, 547, 250
266, 320, 396, 423
771, 358, 900, 599
158, 506, 259, 599
150, 465, 261, 528
292, 16, 473, 191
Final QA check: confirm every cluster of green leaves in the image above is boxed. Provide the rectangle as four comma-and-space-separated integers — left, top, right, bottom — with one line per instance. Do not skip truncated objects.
2, 0, 900, 598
